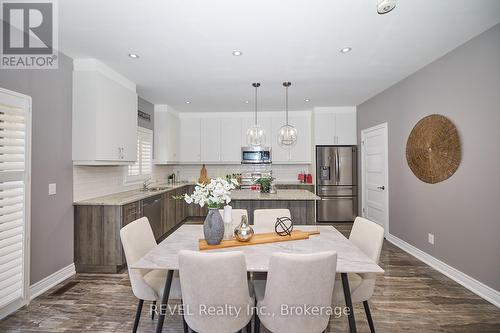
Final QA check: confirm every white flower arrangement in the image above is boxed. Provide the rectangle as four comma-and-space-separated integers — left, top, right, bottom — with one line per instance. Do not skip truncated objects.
184, 177, 238, 209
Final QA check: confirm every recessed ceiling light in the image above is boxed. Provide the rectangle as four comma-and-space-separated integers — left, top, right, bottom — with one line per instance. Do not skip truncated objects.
185, 101, 191, 104
244, 100, 249, 104
339, 47, 352, 54
232, 50, 243, 56
128, 53, 139, 59
304, 98, 310, 102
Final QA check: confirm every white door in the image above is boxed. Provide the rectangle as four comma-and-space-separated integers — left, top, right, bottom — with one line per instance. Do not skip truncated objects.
361, 123, 389, 233
0, 88, 31, 318
220, 117, 242, 163
200, 118, 221, 162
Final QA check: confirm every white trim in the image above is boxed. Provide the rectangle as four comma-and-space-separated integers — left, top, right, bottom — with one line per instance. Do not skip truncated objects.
360, 122, 389, 235
0, 298, 25, 320
73, 58, 136, 92
386, 234, 500, 308
29, 263, 76, 301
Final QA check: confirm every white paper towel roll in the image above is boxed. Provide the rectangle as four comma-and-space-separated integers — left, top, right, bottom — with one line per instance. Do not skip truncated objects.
223, 205, 232, 223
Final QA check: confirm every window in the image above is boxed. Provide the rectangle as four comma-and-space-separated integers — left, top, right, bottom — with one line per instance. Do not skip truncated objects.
126, 127, 153, 183
0, 88, 31, 315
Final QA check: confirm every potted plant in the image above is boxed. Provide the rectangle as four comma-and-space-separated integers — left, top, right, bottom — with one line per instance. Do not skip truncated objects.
181, 178, 238, 245
255, 176, 274, 193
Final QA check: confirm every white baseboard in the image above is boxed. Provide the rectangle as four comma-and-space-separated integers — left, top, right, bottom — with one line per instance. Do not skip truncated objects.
29, 263, 76, 300
386, 234, 500, 308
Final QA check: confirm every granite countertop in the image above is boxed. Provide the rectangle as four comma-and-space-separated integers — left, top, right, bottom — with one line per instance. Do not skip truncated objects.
230, 189, 320, 201
73, 182, 318, 206
73, 183, 191, 206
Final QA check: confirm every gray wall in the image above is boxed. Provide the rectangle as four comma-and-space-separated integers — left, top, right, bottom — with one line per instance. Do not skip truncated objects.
138, 97, 154, 130
357, 24, 500, 291
0, 54, 74, 284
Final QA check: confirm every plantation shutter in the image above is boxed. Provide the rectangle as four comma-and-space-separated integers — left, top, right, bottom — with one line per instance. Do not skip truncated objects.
0, 89, 30, 313
127, 127, 152, 181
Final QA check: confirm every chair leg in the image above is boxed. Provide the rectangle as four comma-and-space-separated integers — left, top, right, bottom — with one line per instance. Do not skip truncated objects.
363, 301, 376, 333
151, 301, 156, 320
132, 299, 144, 333
182, 314, 188, 333
254, 314, 260, 333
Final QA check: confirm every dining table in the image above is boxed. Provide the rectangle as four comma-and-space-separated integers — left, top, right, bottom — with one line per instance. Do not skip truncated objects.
130, 224, 384, 333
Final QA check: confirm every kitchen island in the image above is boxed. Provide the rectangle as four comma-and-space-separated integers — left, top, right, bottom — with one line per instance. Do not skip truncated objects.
230, 189, 320, 225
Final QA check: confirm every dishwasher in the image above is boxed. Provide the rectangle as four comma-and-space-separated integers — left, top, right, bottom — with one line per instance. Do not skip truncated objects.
142, 195, 162, 240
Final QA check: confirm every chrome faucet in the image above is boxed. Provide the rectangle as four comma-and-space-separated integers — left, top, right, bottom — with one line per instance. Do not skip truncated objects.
142, 177, 153, 191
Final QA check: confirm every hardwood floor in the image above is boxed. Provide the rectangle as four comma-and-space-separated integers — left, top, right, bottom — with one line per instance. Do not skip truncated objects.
1, 223, 499, 332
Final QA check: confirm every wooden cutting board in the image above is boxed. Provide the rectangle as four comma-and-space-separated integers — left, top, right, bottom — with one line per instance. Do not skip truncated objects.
199, 230, 320, 250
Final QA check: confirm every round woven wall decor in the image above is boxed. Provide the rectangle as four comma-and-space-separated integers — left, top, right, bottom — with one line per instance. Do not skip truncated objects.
406, 114, 461, 184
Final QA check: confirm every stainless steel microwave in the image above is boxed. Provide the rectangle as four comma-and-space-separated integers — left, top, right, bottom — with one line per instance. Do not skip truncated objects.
241, 146, 272, 164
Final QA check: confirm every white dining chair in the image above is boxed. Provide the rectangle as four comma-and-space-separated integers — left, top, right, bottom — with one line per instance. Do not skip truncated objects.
253, 209, 291, 231
332, 217, 384, 333
219, 208, 248, 227
120, 217, 183, 333
253, 251, 337, 333
178, 250, 254, 333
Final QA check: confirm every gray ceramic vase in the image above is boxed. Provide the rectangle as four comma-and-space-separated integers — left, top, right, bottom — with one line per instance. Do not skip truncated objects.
203, 208, 224, 245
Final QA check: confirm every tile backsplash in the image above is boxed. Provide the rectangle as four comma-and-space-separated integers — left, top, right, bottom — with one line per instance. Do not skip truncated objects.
73, 163, 311, 201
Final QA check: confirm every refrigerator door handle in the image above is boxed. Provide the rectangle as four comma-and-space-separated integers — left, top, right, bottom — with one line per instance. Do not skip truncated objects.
336, 149, 340, 184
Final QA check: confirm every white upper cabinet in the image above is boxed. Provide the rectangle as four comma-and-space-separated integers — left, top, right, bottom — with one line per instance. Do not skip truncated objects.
200, 118, 221, 162
153, 111, 313, 165
73, 59, 137, 165
221, 117, 242, 163
314, 107, 357, 145
154, 105, 179, 164
334, 109, 357, 145
179, 115, 201, 163
288, 112, 312, 163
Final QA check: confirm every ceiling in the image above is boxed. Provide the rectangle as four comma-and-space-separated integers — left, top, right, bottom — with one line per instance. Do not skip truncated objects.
58, 0, 500, 112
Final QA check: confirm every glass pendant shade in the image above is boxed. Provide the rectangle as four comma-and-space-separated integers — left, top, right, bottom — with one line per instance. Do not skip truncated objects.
278, 124, 298, 149
246, 82, 266, 146
278, 82, 297, 149
246, 124, 266, 146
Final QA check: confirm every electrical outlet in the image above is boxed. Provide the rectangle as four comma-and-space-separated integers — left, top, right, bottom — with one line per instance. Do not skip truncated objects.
428, 233, 435, 245
48, 183, 56, 195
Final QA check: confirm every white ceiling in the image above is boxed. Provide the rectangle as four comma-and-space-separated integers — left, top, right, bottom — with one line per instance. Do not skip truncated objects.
59, 0, 500, 112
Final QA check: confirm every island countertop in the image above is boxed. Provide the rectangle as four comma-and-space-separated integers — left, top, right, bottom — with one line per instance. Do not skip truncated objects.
230, 189, 320, 201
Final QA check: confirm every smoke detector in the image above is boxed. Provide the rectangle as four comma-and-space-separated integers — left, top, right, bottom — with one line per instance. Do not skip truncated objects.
377, 0, 396, 14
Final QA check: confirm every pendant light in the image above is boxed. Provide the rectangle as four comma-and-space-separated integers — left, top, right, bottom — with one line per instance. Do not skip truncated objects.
277, 82, 298, 149
246, 82, 266, 146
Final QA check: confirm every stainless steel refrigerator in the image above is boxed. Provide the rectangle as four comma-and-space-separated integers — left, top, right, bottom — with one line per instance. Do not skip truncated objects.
316, 146, 358, 222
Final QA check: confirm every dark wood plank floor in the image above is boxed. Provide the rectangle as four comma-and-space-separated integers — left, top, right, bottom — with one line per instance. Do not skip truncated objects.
1, 223, 499, 332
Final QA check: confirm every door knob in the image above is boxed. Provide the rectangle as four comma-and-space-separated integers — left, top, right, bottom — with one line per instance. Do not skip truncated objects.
377, 186, 385, 190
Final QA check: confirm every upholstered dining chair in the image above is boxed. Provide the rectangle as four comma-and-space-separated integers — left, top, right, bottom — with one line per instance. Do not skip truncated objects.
253, 209, 291, 231
178, 250, 254, 333
219, 208, 248, 227
331, 217, 385, 333
253, 251, 338, 333
120, 217, 183, 333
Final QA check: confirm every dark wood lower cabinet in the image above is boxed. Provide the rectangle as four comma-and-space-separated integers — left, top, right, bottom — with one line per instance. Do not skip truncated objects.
75, 184, 316, 273
74, 202, 142, 273
230, 200, 316, 225
75, 186, 189, 273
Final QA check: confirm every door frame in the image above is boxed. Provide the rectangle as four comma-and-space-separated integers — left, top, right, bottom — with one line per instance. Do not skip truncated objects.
360, 122, 389, 235
0, 87, 32, 317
